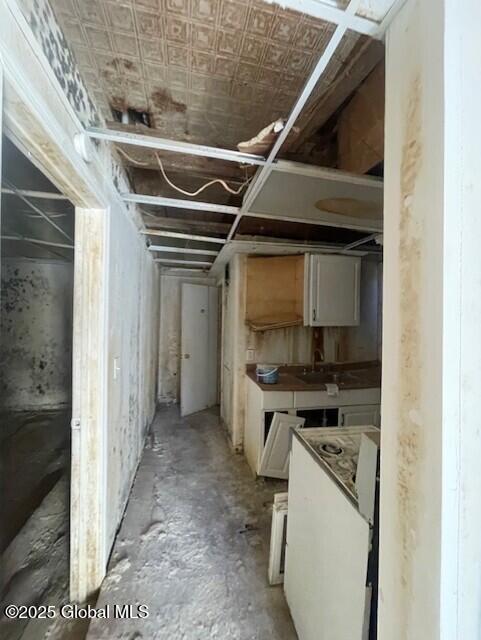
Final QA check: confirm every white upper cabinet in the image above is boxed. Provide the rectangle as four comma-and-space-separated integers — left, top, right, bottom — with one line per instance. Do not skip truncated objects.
305, 254, 361, 326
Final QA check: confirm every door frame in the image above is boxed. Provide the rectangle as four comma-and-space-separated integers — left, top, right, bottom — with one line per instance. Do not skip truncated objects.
70, 207, 109, 602
0, 3, 127, 601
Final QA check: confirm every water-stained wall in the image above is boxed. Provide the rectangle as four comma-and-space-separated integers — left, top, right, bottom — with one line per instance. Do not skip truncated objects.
0, 258, 73, 410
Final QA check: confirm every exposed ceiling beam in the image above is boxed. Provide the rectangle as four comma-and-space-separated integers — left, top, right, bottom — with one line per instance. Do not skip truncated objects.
148, 245, 219, 256
122, 192, 239, 216
287, 39, 384, 154
260, 0, 382, 37
143, 216, 230, 235
4, 179, 73, 242
160, 267, 209, 272
226, 0, 362, 243
1, 234, 74, 249
153, 259, 213, 267
87, 127, 266, 166
129, 159, 245, 181
343, 232, 380, 250
1, 187, 69, 200
141, 229, 226, 244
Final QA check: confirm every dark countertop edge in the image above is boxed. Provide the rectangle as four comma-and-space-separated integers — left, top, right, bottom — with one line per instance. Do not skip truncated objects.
246, 369, 381, 392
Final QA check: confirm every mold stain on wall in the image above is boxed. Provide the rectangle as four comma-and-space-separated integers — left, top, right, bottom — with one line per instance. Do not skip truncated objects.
397, 73, 424, 614
0, 260, 73, 410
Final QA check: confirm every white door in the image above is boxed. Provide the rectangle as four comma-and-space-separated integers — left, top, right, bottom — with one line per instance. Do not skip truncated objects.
339, 404, 380, 427
181, 283, 218, 416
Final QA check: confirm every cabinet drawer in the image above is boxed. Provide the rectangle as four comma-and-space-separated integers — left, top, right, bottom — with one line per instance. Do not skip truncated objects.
262, 391, 294, 410
295, 388, 380, 409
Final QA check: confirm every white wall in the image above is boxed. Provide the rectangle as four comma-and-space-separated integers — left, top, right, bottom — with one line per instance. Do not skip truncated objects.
104, 212, 159, 552
157, 272, 216, 405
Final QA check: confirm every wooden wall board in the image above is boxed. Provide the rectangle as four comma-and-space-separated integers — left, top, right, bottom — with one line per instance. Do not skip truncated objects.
245, 255, 305, 331
337, 62, 385, 175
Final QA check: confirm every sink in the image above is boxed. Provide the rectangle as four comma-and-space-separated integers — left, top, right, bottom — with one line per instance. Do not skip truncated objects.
295, 371, 340, 385
295, 370, 361, 386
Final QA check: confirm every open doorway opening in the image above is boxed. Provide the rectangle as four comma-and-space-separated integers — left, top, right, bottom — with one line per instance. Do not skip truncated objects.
0, 135, 75, 639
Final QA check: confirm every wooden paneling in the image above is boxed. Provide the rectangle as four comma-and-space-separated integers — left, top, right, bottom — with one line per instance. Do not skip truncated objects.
245, 255, 304, 331
337, 62, 385, 175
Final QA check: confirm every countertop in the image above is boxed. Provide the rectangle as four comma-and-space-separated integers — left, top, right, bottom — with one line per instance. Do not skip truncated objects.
246, 361, 381, 392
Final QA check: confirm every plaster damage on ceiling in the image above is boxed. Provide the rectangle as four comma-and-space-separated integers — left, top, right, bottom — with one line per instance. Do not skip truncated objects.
48, 0, 387, 258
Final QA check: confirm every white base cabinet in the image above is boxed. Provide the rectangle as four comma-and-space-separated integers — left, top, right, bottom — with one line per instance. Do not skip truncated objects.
244, 377, 380, 477
284, 436, 371, 640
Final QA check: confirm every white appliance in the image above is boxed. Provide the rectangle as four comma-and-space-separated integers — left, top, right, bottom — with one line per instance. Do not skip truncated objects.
284, 426, 380, 640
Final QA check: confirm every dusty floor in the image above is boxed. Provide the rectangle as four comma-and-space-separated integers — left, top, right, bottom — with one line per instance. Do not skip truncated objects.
0, 410, 70, 551
0, 409, 86, 640
88, 405, 298, 640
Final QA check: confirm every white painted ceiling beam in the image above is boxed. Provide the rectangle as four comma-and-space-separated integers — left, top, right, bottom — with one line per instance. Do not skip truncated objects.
1, 187, 69, 200
153, 259, 213, 266
141, 229, 226, 243
148, 245, 219, 256
87, 127, 266, 166
1, 234, 74, 249
122, 192, 239, 215
261, 0, 382, 37
260, 0, 403, 36
226, 0, 362, 243
4, 179, 73, 242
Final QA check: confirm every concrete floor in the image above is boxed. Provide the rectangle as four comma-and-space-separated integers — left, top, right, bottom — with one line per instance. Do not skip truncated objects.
0, 409, 85, 640
88, 405, 298, 640
0, 409, 70, 551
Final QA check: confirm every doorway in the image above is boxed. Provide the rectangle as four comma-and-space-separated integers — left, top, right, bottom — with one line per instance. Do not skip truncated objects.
0, 135, 75, 638
180, 283, 219, 417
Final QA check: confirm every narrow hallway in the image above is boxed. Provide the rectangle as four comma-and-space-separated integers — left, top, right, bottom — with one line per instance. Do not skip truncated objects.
88, 406, 297, 640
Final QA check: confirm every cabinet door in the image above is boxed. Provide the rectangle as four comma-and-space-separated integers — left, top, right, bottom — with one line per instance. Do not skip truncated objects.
338, 404, 380, 427
258, 413, 305, 479
309, 254, 361, 326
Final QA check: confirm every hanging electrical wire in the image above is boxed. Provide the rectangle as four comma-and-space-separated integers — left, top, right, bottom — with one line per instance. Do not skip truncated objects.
116, 146, 252, 196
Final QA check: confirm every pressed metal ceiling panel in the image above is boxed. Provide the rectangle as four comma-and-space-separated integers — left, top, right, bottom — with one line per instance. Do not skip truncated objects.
50, 0, 363, 149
